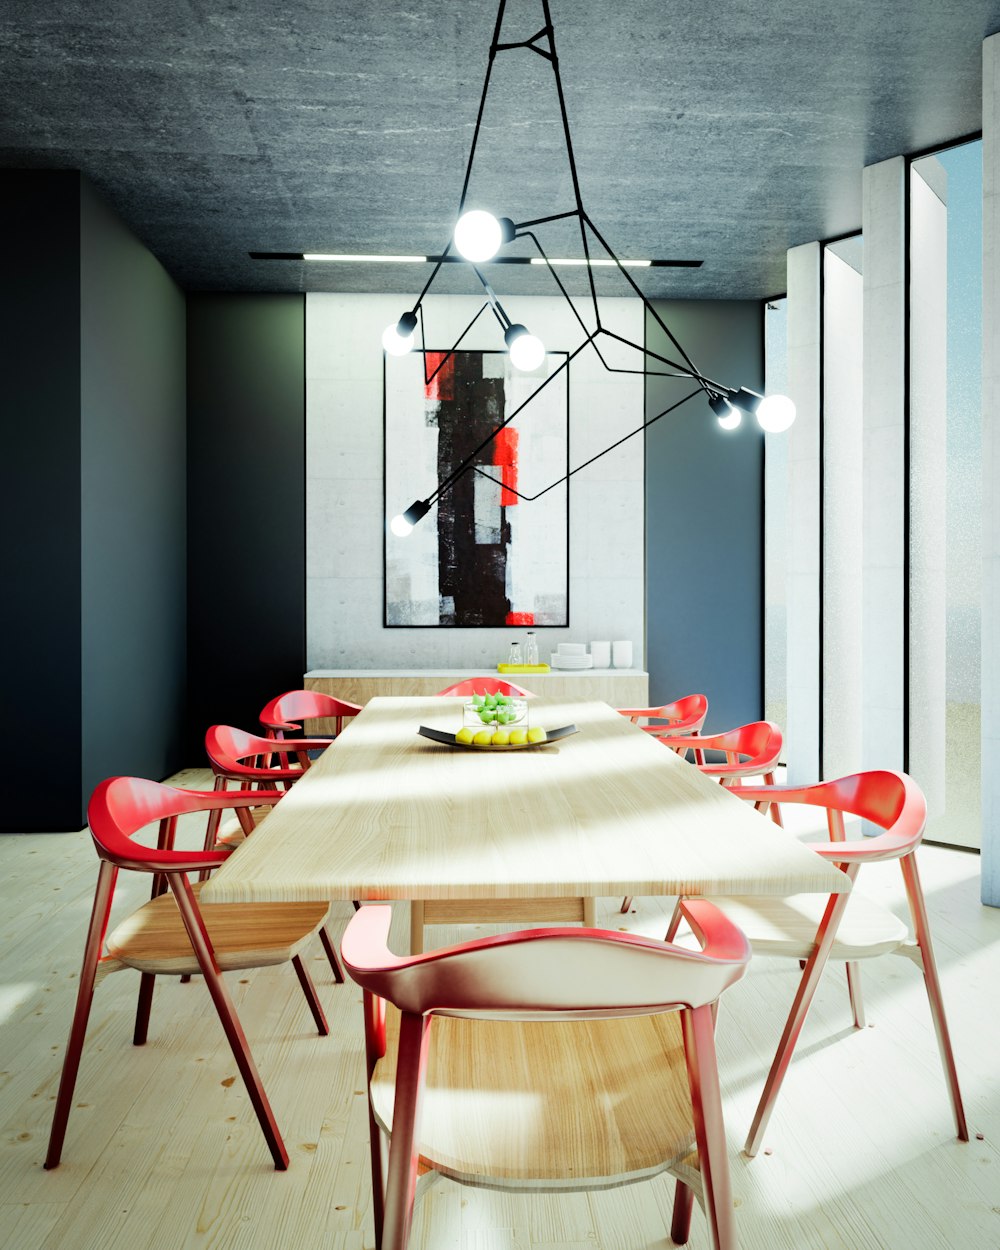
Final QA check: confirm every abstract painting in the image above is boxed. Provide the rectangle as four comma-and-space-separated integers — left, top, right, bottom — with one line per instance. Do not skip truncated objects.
384, 349, 569, 627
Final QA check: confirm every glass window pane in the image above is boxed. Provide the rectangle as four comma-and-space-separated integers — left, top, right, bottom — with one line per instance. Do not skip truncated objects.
909, 140, 982, 849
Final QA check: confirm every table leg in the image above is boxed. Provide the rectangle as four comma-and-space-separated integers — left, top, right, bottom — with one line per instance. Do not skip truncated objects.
409, 900, 425, 955
582, 897, 597, 929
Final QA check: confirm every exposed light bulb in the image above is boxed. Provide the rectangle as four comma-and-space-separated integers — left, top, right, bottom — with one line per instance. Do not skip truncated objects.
708, 392, 741, 430
509, 333, 545, 371
390, 498, 431, 537
504, 323, 545, 372
454, 210, 506, 262
756, 394, 796, 433
382, 322, 415, 356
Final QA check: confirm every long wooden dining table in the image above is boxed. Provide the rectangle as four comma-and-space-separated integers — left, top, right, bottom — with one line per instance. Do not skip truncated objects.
202, 696, 850, 946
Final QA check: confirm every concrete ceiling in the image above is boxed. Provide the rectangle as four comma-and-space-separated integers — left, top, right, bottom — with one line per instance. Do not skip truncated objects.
1, 0, 998, 299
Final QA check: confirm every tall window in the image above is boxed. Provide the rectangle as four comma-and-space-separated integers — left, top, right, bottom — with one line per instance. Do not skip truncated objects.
909, 140, 982, 849
822, 236, 864, 781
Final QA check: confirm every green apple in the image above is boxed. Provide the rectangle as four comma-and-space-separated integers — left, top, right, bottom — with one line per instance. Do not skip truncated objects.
491, 728, 511, 746
526, 726, 547, 744
455, 726, 475, 745
508, 728, 528, 745
473, 729, 494, 746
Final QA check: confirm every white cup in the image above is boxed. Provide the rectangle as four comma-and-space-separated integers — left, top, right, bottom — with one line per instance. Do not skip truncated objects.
590, 640, 611, 668
612, 640, 633, 669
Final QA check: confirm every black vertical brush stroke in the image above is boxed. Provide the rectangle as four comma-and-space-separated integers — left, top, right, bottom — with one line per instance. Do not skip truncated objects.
437, 353, 510, 625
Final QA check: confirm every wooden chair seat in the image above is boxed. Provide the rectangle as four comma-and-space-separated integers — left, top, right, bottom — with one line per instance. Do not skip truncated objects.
371, 1004, 699, 1189
709, 890, 908, 961
106, 882, 331, 976
214, 805, 273, 848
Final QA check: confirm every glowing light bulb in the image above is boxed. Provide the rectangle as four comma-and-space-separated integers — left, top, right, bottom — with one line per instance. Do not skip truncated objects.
756, 394, 796, 433
504, 323, 546, 372
382, 322, 415, 356
390, 513, 413, 537
717, 406, 742, 431
453, 210, 504, 262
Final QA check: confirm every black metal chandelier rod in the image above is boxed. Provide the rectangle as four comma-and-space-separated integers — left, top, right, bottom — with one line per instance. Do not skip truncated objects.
470, 385, 704, 504
387, 0, 795, 537
426, 332, 599, 508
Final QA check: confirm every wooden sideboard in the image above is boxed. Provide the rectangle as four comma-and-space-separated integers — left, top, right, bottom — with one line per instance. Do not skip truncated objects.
303, 668, 649, 725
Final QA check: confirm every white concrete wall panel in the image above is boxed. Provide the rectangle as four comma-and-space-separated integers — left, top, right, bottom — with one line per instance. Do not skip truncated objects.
908, 163, 949, 825
862, 157, 906, 772
305, 293, 645, 670
982, 34, 1000, 903
785, 242, 822, 783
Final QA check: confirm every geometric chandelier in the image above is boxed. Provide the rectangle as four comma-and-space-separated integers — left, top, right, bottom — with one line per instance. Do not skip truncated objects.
388, 0, 795, 537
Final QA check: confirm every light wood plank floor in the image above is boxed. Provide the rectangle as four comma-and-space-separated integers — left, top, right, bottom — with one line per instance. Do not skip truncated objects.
2, 767, 998, 1249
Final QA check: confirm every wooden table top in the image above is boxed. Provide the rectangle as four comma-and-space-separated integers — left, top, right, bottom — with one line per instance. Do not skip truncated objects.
202, 696, 850, 906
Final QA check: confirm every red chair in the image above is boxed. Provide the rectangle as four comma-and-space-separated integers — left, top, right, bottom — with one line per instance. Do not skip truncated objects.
621, 720, 784, 915
204, 725, 345, 982
617, 692, 708, 741
669, 770, 969, 1158
343, 901, 750, 1250
435, 677, 535, 698
260, 688, 362, 741
45, 778, 332, 1172
669, 721, 783, 818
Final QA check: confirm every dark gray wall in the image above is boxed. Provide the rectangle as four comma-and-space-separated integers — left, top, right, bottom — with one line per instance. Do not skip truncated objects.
1, 172, 84, 830
80, 179, 188, 803
186, 295, 306, 757
1, 172, 187, 832
645, 301, 764, 733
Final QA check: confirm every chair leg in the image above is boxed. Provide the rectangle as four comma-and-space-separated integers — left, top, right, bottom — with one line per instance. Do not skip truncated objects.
133, 973, 156, 1045
620, 896, 633, 914
319, 925, 346, 983
291, 955, 329, 1035
45, 862, 118, 1170
670, 1178, 695, 1244
900, 854, 969, 1141
382, 1011, 432, 1250
169, 875, 289, 1170
744, 884, 854, 1157
665, 897, 684, 943
845, 962, 865, 1029
681, 1003, 737, 1250
762, 773, 784, 826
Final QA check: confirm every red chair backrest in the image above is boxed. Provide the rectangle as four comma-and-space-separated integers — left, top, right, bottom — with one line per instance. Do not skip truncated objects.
733, 770, 926, 862
205, 724, 273, 772
675, 720, 782, 772
88, 777, 251, 871
260, 689, 361, 729
436, 678, 535, 698
342, 899, 749, 1019
664, 693, 708, 730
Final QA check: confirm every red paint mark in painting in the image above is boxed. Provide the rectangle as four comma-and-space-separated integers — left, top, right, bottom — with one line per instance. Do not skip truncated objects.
493, 426, 519, 506
507, 611, 535, 626
424, 353, 454, 402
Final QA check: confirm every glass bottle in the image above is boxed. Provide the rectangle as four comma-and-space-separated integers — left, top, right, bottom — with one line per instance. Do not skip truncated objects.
508, 641, 523, 666
525, 631, 539, 666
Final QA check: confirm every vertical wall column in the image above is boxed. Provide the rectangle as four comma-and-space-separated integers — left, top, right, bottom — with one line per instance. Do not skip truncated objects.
908, 160, 949, 828
785, 242, 821, 783
862, 157, 907, 774
983, 34, 1000, 903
